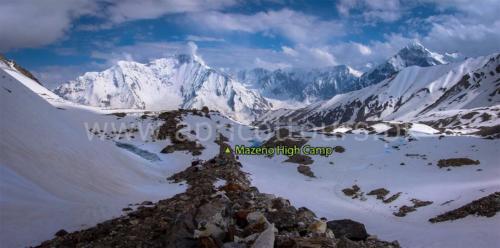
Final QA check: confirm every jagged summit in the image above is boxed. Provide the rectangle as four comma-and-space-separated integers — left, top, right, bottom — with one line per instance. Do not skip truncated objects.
358, 41, 448, 88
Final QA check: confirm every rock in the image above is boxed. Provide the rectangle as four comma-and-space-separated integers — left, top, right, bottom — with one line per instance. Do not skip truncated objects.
308, 218, 327, 234
334, 146, 345, 153
437, 158, 480, 168
327, 219, 368, 241
194, 222, 225, 241
222, 242, 246, 248
271, 197, 291, 210
201, 106, 210, 114
342, 185, 362, 199
393, 205, 415, 217
296, 207, 317, 224
429, 192, 500, 223
297, 165, 315, 177
221, 183, 245, 192
394, 198, 433, 217
198, 236, 219, 248
383, 192, 401, 203
251, 224, 275, 248
246, 211, 267, 225
140, 201, 153, 205
367, 188, 390, 200
235, 210, 250, 227
54, 229, 68, 237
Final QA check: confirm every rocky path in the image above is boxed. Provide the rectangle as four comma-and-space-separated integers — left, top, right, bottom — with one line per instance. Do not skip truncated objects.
37, 135, 400, 248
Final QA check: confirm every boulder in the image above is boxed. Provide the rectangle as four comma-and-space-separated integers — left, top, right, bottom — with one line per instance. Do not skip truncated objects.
326, 219, 368, 241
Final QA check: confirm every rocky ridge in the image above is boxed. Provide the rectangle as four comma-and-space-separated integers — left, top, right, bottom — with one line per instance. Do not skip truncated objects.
37, 122, 400, 247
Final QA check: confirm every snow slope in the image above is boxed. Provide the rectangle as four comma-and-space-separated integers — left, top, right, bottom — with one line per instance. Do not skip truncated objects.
0, 61, 186, 247
54, 55, 272, 124
175, 113, 500, 248
256, 53, 500, 128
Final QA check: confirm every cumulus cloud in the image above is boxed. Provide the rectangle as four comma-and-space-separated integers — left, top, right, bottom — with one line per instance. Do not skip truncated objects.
0, 0, 236, 51
186, 9, 344, 44
337, 0, 403, 22
106, 0, 237, 23
281, 46, 298, 57
0, 0, 97, 51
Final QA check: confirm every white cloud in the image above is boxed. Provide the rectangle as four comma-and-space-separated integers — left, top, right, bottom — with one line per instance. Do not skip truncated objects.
186, 35, 225, 42
0, 0, 98, 51
33, 64, 99, 89
337, 0, 402, 22
0, 0, 237, 51
186, 9, 344, 44
421, 16, 500, 57
281, 46, 298, 57
356, 43, 372, 55
254, 58, 291, 70
107, 0, 237, 23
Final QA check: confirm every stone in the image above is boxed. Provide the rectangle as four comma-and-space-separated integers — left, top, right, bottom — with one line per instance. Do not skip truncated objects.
297, 165, 315, 177
326, 219, 368, 241
54, 229, 68, 237
251, 224, 275, 248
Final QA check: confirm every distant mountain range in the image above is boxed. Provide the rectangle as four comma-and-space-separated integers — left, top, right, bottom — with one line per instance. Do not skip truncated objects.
52, 41, 499, 126
237, 42, 451, 105
256, 53, 500, 129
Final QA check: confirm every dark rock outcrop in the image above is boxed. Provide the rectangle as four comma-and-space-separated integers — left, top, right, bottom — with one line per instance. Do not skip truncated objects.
326, 219, 368, 241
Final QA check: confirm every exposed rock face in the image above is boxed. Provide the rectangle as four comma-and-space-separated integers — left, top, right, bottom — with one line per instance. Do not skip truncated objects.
437, 158, 480, 168
297, 165, 315, 178
429, 192, 500, 223
326, 219, 369, 241
393, 199, 433, 217
36, 127, 399, 248
0, 55, 42, 85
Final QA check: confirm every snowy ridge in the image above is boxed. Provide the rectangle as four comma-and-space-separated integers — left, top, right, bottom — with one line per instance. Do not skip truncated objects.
54, 55, 272, 124
0, 65, 186, 247
255, 53, 500, 129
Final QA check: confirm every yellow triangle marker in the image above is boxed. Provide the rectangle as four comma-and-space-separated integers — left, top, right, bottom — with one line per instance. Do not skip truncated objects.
225, 147, 231, 154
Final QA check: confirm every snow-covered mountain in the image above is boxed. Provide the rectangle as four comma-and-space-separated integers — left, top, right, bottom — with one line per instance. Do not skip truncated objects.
356, 41, 449, 89
238, 42, 451, 107
2, 54, 500, 248
54, 55, 271, 123
256, 53, 500, 129
237, 65, 361, 105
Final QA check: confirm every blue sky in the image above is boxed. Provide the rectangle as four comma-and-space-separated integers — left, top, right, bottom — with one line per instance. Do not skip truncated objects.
1, 0, 499, 88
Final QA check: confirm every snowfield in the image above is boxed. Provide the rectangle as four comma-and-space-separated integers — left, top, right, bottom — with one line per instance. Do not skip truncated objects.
1, 51, 499, 247
0, 62, 187, 247
186, 114, 500, 248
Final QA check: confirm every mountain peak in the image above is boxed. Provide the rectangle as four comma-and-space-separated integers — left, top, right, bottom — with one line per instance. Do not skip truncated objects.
392, 41, 445, 67
358, 41, 447, 88
403, 40, 426, 50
